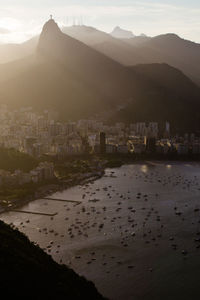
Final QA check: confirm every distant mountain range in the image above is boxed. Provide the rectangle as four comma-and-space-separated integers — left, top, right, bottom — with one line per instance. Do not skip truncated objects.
62, 25, 200, 86
110, 26, 135, 39
0, 36, 38, 64
0, 24, 200, 86
0, 20, 199, 132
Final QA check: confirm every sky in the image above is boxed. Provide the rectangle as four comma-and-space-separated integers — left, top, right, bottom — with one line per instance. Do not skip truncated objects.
0, 0, 200, 43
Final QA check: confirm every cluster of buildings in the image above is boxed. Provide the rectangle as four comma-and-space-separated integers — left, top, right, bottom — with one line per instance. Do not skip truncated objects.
156, 135, 200, 155
99, 134, 200, 155
0, 105, 199, 158
0, 162, 54, 187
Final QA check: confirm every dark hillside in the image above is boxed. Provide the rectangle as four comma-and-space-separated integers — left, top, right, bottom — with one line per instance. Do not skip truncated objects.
110, 64, 200, 132
0, 20, 200, 131
0, 220, 106, 299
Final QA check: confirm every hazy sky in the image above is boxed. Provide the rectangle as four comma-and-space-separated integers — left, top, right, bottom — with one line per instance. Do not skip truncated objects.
0, 0, 200, 43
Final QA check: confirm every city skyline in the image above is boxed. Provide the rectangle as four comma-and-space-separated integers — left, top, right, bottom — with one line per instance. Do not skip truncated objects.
0, 0, 200, 43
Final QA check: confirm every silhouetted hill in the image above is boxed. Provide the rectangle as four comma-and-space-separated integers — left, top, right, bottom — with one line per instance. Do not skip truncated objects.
0, 59, 113, 120
37, 19, 133, 101
132, 63, 200, 96
0, 20, 200, 131
105, 33, 200, 85
122, 34, 200, 85
141, 34, 200, 84
62, 25, 112, 46
0, 36, 38, 64
110, 63, 200, 132
0, 20, 136, 120
110, 26, 135, 39
0, 220, 105, 299
62, 25, 149, 47
62, 25, 143, 66
65, 26, 200, 85
0, 26, 200, 87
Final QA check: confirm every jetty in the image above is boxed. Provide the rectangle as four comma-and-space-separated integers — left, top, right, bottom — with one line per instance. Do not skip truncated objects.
10, 210, 57, 217
43, 197, 82, 205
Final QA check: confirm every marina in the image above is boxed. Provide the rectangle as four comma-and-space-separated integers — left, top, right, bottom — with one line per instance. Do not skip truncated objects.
1, 161, 200, 300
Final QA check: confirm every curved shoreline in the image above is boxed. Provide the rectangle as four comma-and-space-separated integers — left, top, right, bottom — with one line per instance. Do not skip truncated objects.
1, 157, 200, 214
0, 169, 105, 214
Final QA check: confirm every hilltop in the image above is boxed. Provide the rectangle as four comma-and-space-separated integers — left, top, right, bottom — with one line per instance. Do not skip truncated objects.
0, 219, 106, 299
0, 20, 199, 130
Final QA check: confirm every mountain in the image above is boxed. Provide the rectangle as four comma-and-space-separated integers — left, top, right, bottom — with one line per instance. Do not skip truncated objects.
93, 39, 149, 66
0, 19, 200, 131
0, 58, 112, 120
62, 25, 146, 66
0, 36, 38, 64
122, 35, 151, 46
0, 220, 105, 299
111, 63, 200, 132
139, 34, 200, 85
62, 25, 112, 46
121, 33, 200, 84
1, 26, 200, 87
37, 20, 134, 101
61, 26, 158, 67
63, 26, 200, 85
110, 26, 135, 39
99, 33, 200, 85
0, 19, 136, 120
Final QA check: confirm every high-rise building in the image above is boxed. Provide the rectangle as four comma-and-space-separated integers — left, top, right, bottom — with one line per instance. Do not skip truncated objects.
100, 132, 106, 154
146, 137, 156, 153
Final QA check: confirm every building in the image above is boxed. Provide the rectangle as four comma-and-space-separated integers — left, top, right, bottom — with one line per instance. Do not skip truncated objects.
146, 137, 156, 152
106, 144, 117, 153
100, 132, 106, 154
117, 144, 129, 153
175, 144, 189, 155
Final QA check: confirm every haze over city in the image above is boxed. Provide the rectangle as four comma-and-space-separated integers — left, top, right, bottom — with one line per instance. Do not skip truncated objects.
0, 0, 200, 43
0, 1, 200, 299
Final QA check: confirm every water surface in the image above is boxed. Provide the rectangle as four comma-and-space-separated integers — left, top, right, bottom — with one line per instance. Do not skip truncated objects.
2, 161, 200, 300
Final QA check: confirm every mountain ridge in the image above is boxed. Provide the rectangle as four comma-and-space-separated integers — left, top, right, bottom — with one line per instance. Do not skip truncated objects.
0, 19, 199, 131
62, 25, 200, 85
0, 219, 105, 299
0, 24, 200, 87
110, 26, 135, 39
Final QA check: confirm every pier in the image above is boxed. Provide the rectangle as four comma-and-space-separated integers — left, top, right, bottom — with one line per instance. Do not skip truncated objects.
43, 197, 82, 205
10, 210, 57, 217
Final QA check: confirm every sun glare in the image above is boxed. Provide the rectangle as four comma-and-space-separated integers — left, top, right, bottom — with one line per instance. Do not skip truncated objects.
0, 17, 21, 31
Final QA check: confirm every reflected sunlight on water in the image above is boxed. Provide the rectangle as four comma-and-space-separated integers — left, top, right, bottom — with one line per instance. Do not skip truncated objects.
2, 162, 200, 300
141, 164, 148, 173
